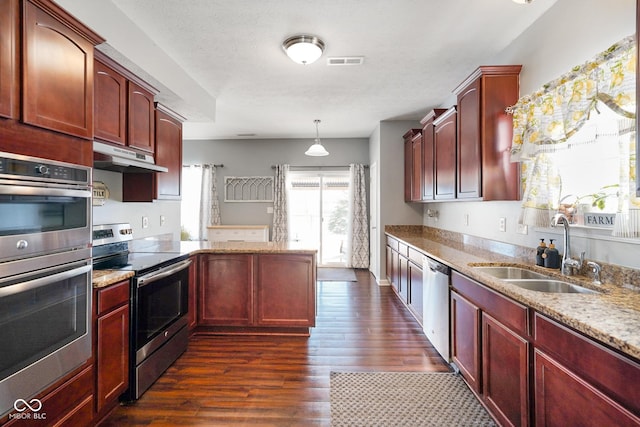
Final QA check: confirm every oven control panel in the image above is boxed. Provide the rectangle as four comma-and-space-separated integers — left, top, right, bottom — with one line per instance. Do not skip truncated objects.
0, 152, 90, 185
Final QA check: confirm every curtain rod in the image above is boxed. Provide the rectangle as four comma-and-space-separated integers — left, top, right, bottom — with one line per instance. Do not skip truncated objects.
182, 164, 224, 168
271, 165, 368, 169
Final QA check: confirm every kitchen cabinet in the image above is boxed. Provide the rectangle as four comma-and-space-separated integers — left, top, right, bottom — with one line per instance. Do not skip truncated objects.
411, 130, 423, 201
433, 107, 457, 200
121, 103, 184, 202
22, 0, 102, 139
0, 0, 18, 120
385, 236, 424, 325
198, 253, 316, 334
94, 280, 129, 422
128, 81, 155, 154
451, 270, 529, 426
453, 65, 522, 201
407, 249, 423, 324
403, 129, 421, 202
188, 255, 198, 332
94, 54, 127, 145
420, 109, 447, 200
533, 312, 640, 425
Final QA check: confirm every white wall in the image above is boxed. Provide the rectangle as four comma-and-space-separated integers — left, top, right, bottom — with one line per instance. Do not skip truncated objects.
92, 169, 181, 240
183, 137, 369, 237
424, 0, 638, 269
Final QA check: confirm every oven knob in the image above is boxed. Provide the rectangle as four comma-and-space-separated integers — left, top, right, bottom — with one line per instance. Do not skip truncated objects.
16, 240, 28, 250
164, 331, 169, 338
36, 165, 50, 175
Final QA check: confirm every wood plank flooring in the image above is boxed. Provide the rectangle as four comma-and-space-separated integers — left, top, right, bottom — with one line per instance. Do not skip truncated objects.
101, 270, 450, 426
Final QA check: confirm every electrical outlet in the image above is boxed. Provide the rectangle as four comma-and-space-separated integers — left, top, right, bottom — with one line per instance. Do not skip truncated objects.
464, 213, 470, 226
142, 216, 149, 229
160, 215, 166, 226
517, 224, 529, 235
499, 217, 506, 232
267, 206, 274, 214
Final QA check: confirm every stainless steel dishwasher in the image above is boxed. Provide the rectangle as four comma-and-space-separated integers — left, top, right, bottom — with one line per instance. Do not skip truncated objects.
422, 256, 451, 362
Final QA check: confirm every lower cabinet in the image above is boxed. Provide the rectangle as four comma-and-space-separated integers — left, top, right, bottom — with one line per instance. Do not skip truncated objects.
94, 280, 130, 422
451, 290, 481, 394
197, 253, 316, 332
407, 259, 423, 324
188, 255, 198, 332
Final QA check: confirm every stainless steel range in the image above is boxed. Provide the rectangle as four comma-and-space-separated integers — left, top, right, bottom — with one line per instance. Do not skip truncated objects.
92, 223, 191, 401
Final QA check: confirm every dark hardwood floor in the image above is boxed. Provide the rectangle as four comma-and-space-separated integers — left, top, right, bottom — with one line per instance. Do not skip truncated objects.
101, 270, 450, 426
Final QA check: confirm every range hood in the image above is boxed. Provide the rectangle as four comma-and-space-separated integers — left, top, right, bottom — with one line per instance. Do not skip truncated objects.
93, 141, 168, 173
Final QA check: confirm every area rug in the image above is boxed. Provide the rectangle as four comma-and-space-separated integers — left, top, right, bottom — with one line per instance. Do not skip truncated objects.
330, 372, 496, 426
317, 268, 357, 282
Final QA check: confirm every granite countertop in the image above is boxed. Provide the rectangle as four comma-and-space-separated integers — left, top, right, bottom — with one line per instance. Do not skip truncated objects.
385, 227, 640, 362
92, 240, 317, 289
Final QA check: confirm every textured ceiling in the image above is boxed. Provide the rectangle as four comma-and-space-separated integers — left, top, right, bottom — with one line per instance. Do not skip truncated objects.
57, 0, 558, 140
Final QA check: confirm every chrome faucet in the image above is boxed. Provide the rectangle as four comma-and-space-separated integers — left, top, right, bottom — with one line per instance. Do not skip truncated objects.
587, 261, 602, 284
551, 213, 585, 276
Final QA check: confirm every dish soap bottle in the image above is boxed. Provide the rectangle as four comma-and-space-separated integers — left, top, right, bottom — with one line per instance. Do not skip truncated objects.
543, 239, 560, 269
536, 239, 546, 266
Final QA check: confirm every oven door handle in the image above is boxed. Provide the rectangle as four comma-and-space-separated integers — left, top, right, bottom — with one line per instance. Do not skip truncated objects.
0, 264, 92, 297
0, 184, 91, 198
136, 259, 192, 288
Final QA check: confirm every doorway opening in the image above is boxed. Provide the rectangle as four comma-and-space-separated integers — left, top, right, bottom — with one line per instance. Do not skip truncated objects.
288, 170, 350, 267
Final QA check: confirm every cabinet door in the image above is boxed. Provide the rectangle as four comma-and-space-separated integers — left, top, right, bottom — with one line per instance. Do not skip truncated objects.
188, 255, 198, 331
0, 0, 18, 119
411, 133, 423, 201
96, 304, 129, 413
482, 313, 529, 427
127, 81, 155, 153
451, 290, 481, 394
434, 109, 457, 200
422, 120, 435, 200
23, 1, 94, 139
456, 78, 482, 199
94, 59, 127, 145
408, 260, 423, 324
385, 245, 394, 285
534, 349, 640, 427
255, 254, 315, 327
398, 254, 409, 304
199, 254, 253, 325
404, 137, 412, 202
155, 107, 183, 200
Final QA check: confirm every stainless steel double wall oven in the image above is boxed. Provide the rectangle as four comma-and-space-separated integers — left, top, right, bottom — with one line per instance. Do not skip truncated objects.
0, 152, 93, 417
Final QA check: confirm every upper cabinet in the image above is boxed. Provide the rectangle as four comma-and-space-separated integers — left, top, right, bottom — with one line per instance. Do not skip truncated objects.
154, 103, 184, 200
403, 129, 421, 202
22, 0, 103, 139
453, 65, 522, 201
0, 0, 19, 120
128, 81, 155, 154
421, 109, 447, 200
433, 107, 457, 200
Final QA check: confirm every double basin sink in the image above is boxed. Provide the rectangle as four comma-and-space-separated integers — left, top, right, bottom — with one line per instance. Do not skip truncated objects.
473, 265, 600, 294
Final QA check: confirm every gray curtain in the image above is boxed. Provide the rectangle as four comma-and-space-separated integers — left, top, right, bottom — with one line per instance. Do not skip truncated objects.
198, 164, 221, 240
272, 164, 289, 242
347, 164, 369, 268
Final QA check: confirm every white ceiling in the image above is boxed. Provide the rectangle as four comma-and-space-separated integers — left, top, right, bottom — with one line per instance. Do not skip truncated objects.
57, 0, 558, 140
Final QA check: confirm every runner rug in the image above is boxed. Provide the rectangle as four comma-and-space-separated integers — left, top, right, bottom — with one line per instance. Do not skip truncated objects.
317, 268, 357, 282
330, 371, 496, 426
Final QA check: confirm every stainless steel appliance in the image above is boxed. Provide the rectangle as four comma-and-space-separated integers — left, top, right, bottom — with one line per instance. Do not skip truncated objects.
0, 152, 92, 417
422, 256, 451, 362
92, 223, 190, 401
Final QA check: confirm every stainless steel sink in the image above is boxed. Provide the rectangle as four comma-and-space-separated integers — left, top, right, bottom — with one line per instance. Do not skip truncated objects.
473, 266, 548, 280
505, 279, 600, 294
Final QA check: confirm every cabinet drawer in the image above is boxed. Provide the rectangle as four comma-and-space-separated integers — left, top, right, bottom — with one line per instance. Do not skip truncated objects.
386, 236, 399, 251
397, 242, 409, 257
97, 280, 130, 315
408, 247, 424, 266
451, 271, 528, 336
534, 312, 640, 415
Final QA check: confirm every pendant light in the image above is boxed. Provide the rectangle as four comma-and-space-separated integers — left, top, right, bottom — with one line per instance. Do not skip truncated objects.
305, 120, 329, 156
282, 35, 325, 65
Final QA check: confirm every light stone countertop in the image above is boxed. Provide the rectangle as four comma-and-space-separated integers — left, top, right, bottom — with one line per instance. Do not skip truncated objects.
385, 228, 640, 362
92, 270, 135, 289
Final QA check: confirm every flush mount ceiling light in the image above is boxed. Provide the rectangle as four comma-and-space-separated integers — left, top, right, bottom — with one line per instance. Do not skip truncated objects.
282, 35, 325, 65
305, 119, 329, 156
512, 0, 533, 3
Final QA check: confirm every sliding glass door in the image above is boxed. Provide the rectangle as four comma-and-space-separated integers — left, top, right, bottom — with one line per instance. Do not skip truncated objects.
288, 170, 350, 266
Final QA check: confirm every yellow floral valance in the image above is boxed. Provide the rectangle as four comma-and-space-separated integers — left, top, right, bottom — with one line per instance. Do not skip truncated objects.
509, 35, 636, 162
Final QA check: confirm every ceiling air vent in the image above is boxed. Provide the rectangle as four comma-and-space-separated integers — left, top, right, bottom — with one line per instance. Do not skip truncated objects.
327, 56, 364, 66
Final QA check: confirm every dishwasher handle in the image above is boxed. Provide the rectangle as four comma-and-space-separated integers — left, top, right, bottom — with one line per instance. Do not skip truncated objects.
422, 256, 450, 276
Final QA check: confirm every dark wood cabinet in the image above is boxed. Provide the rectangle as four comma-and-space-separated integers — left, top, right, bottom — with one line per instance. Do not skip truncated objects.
0, 0, 18, 120
453, 65, 522, 201
411, 131, 423, 201
403, 129, 420, 202
188, 255, 198, 332
433, 107, 457, 200
94, 55, 127, 145
154, 103, 184, 200
94, 280, 129, 422
451, 289, 481, 394
127, 81, 155, 154
482, 313, 529, 427
398, 251, 409, 304
22, 0, 101, 139
407, 259, 423, 324
197, 253, 316, 334
198, 254, 254, 326
255, 254, 315, 327
420, 109, 447, 201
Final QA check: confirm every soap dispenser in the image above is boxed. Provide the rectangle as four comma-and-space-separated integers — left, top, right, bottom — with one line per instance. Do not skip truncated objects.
543, 239, 560, 269
536, 239, 546, 266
